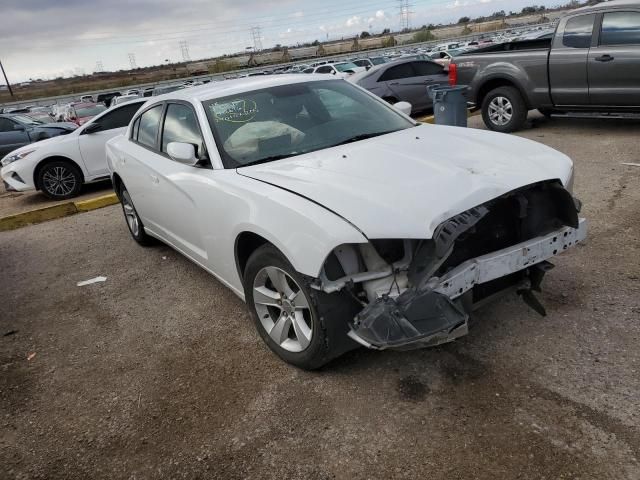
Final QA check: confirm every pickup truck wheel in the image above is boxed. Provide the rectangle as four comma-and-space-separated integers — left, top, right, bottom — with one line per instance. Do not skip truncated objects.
481, 86, 527, 133
244, 244, 359, 370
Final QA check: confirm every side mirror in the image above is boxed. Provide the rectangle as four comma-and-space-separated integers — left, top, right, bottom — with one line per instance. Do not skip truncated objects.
13, 124, 26, 131
393, 101, 412, 116
82, 122, 102, 134
167, 142, 198, 166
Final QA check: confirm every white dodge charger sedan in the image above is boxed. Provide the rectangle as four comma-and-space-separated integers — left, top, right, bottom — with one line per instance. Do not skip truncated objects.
1, 99, 145, 199
106, 75, 587, 369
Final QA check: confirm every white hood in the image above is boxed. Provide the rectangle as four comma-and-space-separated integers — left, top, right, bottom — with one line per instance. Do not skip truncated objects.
238, 124, 573, 239
1, 133, 70, 160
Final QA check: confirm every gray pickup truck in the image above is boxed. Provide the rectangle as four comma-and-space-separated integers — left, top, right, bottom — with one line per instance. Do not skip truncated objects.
452, 0, 640, 132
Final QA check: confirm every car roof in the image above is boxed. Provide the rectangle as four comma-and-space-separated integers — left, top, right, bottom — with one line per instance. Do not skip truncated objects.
149, 75, 339, 103
571, 0, 639, 13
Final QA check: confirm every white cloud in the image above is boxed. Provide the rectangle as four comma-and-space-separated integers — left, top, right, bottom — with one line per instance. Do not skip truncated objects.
375, 10, 385, 19
346, 15, 361, 27
290, 11, 304, 18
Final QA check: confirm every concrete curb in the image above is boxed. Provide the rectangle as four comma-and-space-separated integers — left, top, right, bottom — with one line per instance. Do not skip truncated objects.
0, 193, 119, 232
416, 108, 481, 124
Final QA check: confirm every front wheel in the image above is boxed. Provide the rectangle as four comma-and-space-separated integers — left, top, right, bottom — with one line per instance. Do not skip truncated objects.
244, 244, 358, 370
481, 86, 528, 133
38, 160, 83, 199
119, 184, 154, 246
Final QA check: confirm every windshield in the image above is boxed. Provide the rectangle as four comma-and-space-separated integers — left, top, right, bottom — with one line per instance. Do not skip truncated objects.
203, 79, 415, 168
334, 62, 359, 72
370, 57, 386, 65
75, 105, 106, 117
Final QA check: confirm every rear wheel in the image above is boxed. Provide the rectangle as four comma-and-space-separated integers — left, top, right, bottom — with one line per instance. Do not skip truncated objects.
481, 86, 528, 133
243, 244, 358, 370
37, 160, 83, 199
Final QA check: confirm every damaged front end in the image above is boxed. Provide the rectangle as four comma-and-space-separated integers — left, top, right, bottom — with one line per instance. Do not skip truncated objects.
312, 180, 588, 350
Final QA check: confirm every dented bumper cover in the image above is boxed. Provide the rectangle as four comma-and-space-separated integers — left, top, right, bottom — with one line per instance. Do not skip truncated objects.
348, 218, 588, 350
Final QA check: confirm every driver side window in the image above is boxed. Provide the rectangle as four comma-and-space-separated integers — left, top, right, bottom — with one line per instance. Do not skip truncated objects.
96, 102, 143, 131
161, 103, 206, 159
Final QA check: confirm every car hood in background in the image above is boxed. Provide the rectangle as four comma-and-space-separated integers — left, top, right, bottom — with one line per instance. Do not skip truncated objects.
39, 122, 78, 131
238, 124, 573, 239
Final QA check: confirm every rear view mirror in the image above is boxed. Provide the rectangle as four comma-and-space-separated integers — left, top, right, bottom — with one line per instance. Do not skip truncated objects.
167, 142, 198, 166
393, 101, 412, 116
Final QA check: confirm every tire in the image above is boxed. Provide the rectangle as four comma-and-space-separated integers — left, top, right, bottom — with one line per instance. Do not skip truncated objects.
481, 86, 528, 133
119, 184, 154, 246
37, 160, 83, 199
243, 244, 359, 370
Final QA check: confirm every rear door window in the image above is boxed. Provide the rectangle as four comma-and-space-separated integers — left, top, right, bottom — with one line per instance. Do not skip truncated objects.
0, 118, 16, 132
411, 61, 445, 76
378, 63, 416, 81
135, 105, 163, 149
563, 14, 596, 48
600, 11, 640, 45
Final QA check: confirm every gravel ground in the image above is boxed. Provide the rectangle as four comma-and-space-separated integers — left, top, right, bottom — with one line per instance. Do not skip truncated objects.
1, 114, 639, 479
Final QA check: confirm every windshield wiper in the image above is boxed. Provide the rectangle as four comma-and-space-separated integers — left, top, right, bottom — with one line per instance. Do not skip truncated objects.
333, 130, 399, 146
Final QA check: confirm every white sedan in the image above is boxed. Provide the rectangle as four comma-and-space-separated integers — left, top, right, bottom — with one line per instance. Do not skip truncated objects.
106, 75, 586, 369
1, 99, 145, 199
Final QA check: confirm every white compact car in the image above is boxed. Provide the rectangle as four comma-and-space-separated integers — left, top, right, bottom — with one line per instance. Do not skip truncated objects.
106, 76, 586, 369
1, 99, 145, 199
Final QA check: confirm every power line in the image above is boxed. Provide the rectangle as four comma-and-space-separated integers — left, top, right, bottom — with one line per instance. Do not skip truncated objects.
398, 0, 413, 30
179, 40, 191, 62
128, 53, 137, 69
250, 26, 263, 52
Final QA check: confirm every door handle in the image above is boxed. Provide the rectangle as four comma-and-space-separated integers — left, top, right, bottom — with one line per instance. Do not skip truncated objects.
150, 174, 159, 184
595, 54, 614, 62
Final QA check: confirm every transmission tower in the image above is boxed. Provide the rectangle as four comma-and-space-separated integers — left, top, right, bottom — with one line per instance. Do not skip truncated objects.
128, 53, 137, 69
95, 60, 104, 73
398, 0, 413, 30
179, 40, 191, 62
250, 26, 263, 52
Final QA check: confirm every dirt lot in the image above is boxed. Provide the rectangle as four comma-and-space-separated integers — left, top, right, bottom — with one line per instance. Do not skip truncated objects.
1, 114, 639, 479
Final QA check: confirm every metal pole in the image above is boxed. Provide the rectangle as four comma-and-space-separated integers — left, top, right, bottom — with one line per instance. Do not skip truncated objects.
0, 59, 14, 98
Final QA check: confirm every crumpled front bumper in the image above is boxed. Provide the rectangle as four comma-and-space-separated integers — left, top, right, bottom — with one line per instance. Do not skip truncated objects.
348, 218, 588, 350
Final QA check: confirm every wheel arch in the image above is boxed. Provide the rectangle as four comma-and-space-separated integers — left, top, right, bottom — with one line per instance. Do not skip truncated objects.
111, 172, 124, 200
235, 231, 277, 284
476, 77, 531, 109
33, 156, 85, 191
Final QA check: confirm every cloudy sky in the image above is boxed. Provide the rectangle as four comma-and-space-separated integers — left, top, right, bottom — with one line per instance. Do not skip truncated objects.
1, 0, 560, 82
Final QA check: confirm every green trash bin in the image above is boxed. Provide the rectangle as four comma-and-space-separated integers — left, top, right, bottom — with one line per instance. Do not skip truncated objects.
426, 85, 468, 127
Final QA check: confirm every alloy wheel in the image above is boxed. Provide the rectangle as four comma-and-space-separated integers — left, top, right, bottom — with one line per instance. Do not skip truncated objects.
121, 190, 140, 237
42, 166, 76, 197
488, 96, 513, 126
252, 266, 313, 353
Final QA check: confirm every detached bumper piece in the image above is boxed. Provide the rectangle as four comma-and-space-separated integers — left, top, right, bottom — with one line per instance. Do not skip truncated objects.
348, 289, 468, 350
348, 218, 587, 350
